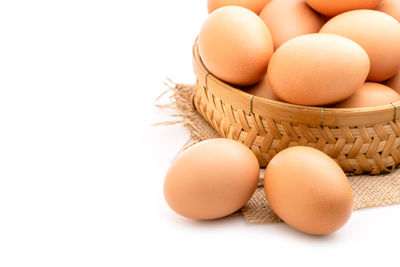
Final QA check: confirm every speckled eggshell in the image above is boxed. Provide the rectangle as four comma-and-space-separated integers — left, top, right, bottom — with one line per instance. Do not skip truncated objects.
320, 10, 400, 82
198, 6, 273, 86
306, 0, 383, 16
164, 138, 260, 220
331, 82, 400, 108
267, 33, 370, 106
259, 0, 325, 50
264, 146, 353, 235
207, 0, 272, 14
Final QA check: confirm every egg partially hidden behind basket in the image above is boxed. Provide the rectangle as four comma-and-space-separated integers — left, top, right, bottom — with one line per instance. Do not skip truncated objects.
245, 74, 281, 101
198, 6, 273, 86
331, 82, 400, 108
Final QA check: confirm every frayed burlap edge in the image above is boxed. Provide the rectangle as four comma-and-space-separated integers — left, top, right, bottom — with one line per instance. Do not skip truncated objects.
156, 81, 400, 224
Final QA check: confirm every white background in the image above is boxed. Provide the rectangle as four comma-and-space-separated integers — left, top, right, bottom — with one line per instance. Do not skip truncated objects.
0, 1, 399, 266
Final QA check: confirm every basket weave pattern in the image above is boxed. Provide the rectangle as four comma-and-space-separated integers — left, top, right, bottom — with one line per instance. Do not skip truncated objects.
192, 43, 400, 174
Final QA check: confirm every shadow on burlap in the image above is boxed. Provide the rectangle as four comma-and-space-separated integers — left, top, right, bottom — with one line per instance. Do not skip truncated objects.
156, 80, 400, 223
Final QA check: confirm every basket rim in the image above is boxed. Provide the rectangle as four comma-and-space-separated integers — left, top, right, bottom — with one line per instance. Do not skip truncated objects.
192, 41, 400, 127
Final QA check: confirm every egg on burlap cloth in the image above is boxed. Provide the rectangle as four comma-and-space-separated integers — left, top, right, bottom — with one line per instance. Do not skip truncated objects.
156, 80, 400, 223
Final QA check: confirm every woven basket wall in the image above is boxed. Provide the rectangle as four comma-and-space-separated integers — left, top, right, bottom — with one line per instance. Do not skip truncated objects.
192, 42, 400, 175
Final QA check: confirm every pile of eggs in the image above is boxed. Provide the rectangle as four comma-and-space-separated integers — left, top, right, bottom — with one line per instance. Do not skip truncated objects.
200, 0, 400, 107
163, 0, 400, 235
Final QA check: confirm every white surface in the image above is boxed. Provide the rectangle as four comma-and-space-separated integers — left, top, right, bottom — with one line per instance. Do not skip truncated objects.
0, 1, 399, 266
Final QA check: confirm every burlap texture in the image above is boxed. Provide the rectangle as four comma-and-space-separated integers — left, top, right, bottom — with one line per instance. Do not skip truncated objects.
158, 80, 400, 223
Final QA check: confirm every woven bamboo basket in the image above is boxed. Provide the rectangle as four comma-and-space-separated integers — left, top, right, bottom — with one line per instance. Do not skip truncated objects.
192, 41, 400, 175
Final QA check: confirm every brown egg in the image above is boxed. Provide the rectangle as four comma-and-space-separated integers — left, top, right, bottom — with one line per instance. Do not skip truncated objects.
264, 146, 353, 235
259, 0, 325, 50
267, 33, 370, 106
207, 0, 272, 14
164, 138, 260, 220
385, 70, 400, 93
331, 82, 400, 108
305, 0, 383, 16
198, 6, 273, 86
245, 74, 281, 101
377, 0, 400, 22
320, 10, 400, 82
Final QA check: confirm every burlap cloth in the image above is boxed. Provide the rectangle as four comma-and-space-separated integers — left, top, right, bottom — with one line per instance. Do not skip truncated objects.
157, 80, 400, 223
